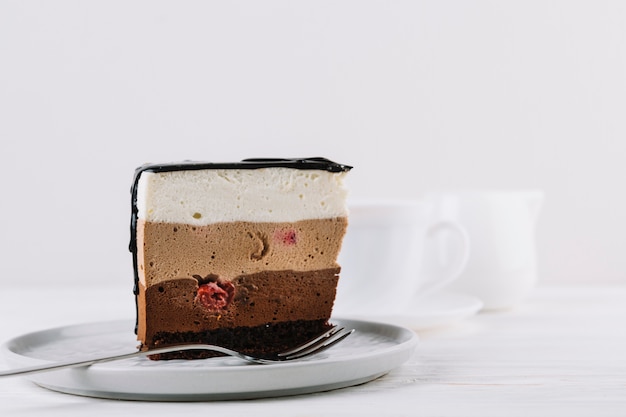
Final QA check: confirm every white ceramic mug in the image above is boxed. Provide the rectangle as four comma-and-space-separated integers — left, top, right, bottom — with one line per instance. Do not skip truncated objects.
334, 200, 470, 316
425, 190, 544, 310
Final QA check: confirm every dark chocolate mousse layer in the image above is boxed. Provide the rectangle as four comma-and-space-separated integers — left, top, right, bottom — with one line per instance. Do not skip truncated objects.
137, 268, 340, 348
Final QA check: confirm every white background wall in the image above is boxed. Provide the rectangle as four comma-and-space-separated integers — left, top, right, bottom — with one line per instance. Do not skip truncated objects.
1, 1, 625, 288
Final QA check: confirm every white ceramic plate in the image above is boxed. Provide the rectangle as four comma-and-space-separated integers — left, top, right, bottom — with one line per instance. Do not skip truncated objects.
1, 318, 418, 401
335, 292, 483, 331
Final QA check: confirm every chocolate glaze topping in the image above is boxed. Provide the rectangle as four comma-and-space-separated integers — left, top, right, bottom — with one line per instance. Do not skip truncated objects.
129, 157, 352, 333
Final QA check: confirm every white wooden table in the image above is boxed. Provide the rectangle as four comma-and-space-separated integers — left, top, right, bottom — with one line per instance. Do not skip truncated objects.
1, 284, 624, 416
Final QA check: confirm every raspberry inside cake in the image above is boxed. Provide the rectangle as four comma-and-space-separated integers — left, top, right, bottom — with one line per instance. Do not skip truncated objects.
129, 158, 352, 359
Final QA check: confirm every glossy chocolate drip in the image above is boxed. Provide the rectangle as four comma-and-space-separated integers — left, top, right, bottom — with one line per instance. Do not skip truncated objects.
129, 157, 352, 333
134, 157, 352, 178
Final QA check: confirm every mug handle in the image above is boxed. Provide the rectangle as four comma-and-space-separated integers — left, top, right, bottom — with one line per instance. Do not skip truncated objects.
416, 221, 470, 298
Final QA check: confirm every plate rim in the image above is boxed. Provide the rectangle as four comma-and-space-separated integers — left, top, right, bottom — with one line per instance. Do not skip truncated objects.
1, 317, 418, 401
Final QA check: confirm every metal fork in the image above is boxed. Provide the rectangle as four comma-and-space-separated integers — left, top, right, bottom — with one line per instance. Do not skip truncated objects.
0, 325, 354, 377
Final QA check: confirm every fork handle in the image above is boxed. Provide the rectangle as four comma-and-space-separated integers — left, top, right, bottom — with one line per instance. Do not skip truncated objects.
0, 345, 227, 377
0, 351, 145, 377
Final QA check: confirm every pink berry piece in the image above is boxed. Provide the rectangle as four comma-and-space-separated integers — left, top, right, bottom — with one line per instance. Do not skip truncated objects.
274, 229, 297, 245
195, 281, 235, 310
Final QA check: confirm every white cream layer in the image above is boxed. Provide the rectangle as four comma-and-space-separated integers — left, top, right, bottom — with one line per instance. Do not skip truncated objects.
136, 167, 349, 224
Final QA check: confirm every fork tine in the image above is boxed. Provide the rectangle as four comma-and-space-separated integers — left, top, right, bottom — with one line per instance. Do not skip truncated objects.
277, 325, 342, 357
281, 327, 354, 361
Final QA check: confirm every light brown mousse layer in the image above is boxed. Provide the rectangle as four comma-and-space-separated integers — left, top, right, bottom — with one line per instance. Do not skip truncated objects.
136, 218, 348, 286
137, 268, 340, 347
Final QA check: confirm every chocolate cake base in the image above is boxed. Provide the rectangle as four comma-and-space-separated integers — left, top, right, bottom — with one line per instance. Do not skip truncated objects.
146, 319, 333, 360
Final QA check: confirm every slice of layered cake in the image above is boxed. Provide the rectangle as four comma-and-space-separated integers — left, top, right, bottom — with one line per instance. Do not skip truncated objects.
129, 158, 352, 359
